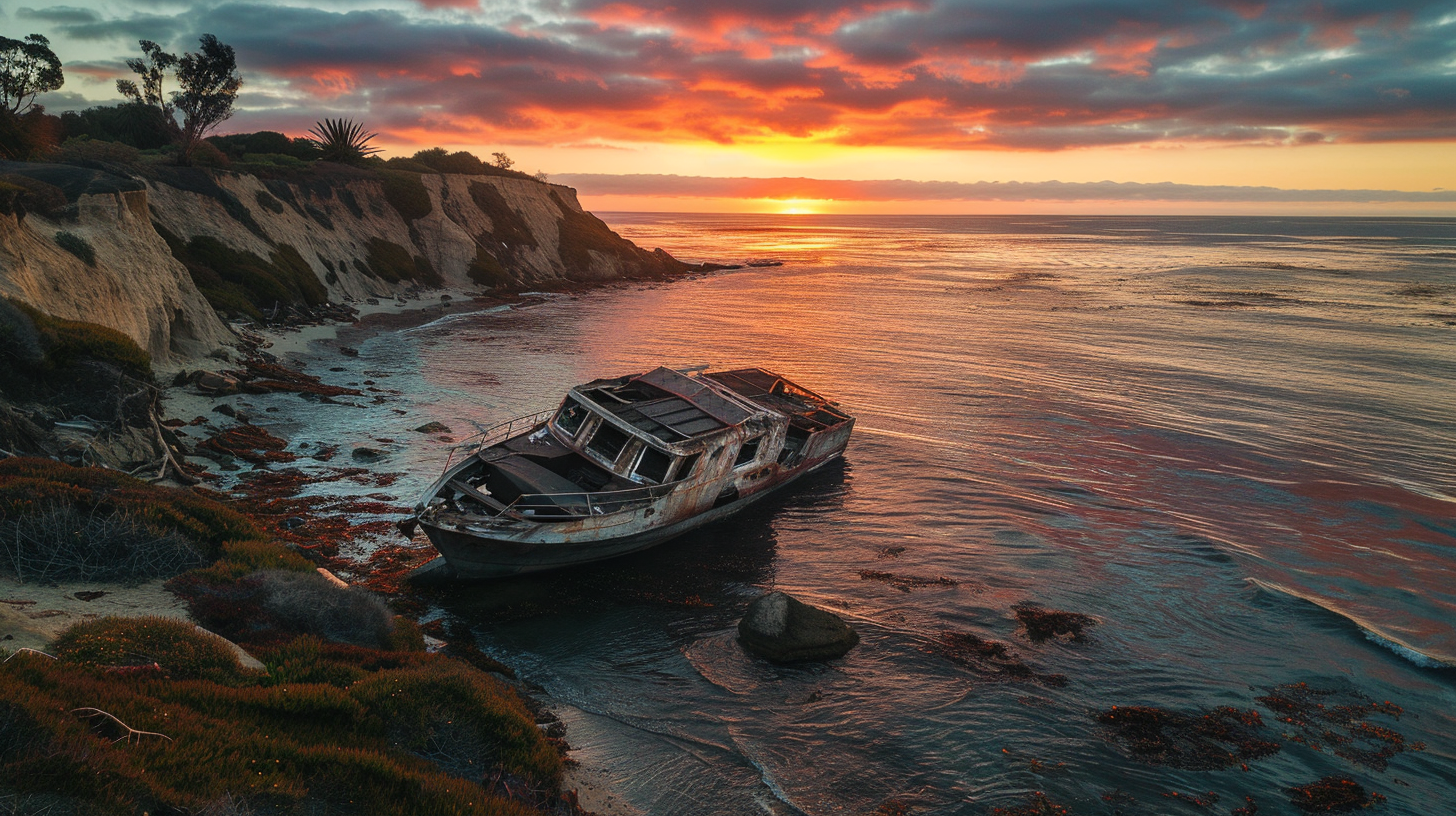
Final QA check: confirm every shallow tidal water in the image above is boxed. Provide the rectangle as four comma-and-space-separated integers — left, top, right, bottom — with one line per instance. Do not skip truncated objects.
261, 215, 1454, 814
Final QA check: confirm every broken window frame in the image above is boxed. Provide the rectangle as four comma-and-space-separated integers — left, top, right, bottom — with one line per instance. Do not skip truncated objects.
633, 445, 673, 484
733, 436, 763, 468
554, 398, 590, 438
586, 421, 631, 465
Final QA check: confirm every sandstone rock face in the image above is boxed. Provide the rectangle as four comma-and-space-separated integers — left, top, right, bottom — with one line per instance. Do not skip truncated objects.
0, 161, 684, 369
738, 591, 860, 663
0, 164, 233, 367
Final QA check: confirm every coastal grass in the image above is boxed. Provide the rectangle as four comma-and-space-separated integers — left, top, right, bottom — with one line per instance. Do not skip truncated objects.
0, 647, 559, 815
0, 458, 263, 559
379, 169, 432, 223
156, 225, 327, 320
0, 453, 564, 813
53, 231, 96, 265
467, 246, 511, 288
364, 237, 442, 287
50, 615, 247, 682
2, 299, 152, 380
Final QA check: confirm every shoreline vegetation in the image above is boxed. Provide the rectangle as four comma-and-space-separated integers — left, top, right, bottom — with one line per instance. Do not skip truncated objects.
0, 31, 679, 815
0, 295, 643, 815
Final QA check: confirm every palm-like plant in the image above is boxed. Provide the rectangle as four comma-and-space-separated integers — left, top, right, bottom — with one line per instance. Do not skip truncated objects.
307, 118, 381, 165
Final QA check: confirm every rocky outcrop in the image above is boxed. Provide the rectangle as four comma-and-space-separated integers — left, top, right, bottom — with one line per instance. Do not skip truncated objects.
738, 591, 860, 662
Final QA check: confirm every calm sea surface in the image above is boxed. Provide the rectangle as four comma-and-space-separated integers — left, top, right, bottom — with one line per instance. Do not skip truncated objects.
266, 215, 1455, 814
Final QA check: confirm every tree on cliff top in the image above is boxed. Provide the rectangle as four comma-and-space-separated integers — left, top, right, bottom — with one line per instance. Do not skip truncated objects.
0, 34, 63, 116
117, 35, 241, 166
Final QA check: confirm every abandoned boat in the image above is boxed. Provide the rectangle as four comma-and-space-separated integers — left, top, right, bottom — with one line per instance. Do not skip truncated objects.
403, 366, 854, 578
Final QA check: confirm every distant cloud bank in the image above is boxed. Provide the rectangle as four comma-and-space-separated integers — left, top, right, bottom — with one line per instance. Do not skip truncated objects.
553, 174, 1456, 203
22, 0, 1456, 151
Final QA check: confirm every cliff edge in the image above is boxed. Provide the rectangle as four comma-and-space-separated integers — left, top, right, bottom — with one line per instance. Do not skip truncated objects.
0, 160, 687, 366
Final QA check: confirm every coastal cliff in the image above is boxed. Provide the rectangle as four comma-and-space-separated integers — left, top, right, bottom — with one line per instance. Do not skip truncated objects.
0, 160, 684, 367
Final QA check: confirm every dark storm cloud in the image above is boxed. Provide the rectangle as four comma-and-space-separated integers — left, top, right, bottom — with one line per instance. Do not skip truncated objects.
552, 173, 1456, 202
29, 0, 1456, 149
15, 6, 103, 25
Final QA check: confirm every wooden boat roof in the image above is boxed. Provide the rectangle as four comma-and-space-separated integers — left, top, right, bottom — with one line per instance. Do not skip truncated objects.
575, 366, 759, 444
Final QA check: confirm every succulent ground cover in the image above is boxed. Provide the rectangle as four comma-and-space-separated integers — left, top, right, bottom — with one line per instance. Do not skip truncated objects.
0, 457, 573, 815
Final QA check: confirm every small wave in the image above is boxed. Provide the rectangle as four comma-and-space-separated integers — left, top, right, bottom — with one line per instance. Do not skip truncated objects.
400, 306, 512, 334
1248, 578, 1455, 669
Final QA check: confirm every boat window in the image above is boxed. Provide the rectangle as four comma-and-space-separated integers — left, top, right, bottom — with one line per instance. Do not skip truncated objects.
587, 422, 630, 463
673, 451, 702, 480
555, 398, 588, 437
734, 436, 762, 468
635, 446, 672, 483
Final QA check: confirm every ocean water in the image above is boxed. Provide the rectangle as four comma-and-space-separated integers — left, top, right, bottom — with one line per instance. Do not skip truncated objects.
264, 215, 1455, 814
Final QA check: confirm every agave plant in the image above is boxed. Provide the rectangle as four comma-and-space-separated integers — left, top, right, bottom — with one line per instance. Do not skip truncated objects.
307, 117, 381, 165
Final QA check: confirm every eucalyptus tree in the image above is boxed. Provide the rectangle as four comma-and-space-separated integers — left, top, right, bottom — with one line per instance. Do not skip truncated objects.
117, 35, 241, 165
0, 34, 63, 115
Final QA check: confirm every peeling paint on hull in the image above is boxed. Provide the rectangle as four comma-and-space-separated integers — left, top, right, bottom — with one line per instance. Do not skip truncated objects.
419, 452, 843, 579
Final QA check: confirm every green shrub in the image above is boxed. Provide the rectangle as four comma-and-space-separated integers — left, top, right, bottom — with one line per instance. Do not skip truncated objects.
352, 661, 563, 788
5, 299, 151, 379
467, 246, 511, 288
552, 190, 638, 272
0, 173, 67, 218
469, 182, 537, 248
253, 189, 285, 213
364, 238, 442, 287
0, 503, 205, 583
54, 231, 96, 265
156, 226, 327, 319
0, 457, 264, 547
383, 157, 437, 174
54, 136, 142, 166
51, 616, 244, 681
378, 169, 432, 223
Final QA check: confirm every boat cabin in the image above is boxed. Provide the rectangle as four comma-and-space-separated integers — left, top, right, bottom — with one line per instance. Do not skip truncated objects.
433, 366, 851, 521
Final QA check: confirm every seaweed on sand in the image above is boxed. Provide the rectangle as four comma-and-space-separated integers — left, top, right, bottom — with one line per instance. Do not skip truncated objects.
199, 423, 297, 464
1096, 705, 1281, 770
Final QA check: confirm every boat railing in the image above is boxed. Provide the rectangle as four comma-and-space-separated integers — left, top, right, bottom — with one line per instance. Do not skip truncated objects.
506, 481, 681, 519
439, 408, 557, 475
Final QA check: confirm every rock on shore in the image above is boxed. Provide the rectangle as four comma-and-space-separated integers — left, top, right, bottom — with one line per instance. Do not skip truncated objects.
737, 591, 859, 663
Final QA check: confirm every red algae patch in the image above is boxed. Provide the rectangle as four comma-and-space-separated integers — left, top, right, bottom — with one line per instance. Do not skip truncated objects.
1287, 776, 1386, 812
228, 356, 364, 398
1256, 682, 1425, 772
199, 423, 297, 464
859, 569, 959, 592
924, 631, 1067, 686
1096, 705, 1281, 770
990, 792, 1070, 815
1013, 603, 1097, 644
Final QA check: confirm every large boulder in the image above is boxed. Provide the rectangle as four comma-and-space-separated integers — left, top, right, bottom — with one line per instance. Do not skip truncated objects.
737, 591, 859, 663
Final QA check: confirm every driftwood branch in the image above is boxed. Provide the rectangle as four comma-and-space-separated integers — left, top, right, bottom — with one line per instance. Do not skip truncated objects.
2, 647, 57, 662
148, 410, 199, 485
72, 707, 173, 745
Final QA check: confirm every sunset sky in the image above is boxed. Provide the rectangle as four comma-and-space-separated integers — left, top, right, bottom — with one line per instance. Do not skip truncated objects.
12, 0, 1456, 214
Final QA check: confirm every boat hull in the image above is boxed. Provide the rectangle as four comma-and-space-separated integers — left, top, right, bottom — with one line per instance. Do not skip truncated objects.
418, 453, 842, 579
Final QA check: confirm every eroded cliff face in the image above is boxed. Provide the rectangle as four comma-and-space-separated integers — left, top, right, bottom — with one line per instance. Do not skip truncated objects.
143, 165, 682, 302
0, 161, 684, 367
0, 166, 233, 367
